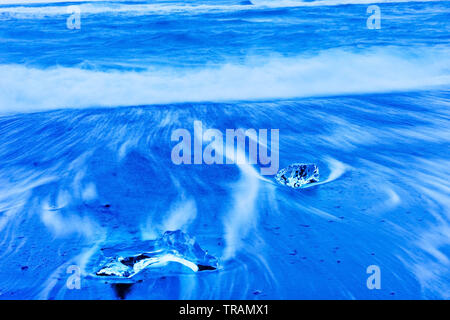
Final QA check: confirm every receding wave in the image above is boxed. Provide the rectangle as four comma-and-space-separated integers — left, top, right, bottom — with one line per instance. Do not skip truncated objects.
1, 47, 449, 113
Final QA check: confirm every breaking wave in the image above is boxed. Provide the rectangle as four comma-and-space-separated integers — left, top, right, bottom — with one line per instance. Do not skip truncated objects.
0, 0, 442, 17
1, 47, 449, 113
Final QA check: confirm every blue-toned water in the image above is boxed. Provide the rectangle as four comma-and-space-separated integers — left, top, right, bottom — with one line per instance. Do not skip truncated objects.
0, 0, 449, 299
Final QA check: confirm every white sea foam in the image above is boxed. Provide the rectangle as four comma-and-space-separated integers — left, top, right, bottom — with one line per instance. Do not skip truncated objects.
0, 0, 442, 17
0, 47, 449, 114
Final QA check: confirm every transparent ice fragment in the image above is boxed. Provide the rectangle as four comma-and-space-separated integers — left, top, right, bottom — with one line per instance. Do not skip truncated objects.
96, 230, 218, 279
275, 163, 319, 188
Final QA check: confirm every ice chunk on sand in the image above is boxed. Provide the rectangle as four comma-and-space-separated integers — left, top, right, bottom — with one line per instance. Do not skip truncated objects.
275, 163, 319, 188
96, 230, 218, 279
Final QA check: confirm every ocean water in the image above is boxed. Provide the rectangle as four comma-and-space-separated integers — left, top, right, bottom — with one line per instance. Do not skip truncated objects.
0, 0, 449, 299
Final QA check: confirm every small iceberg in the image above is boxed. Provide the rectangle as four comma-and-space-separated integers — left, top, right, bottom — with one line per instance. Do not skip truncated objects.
95, 230, 218, 279
275, 163, 319, 188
